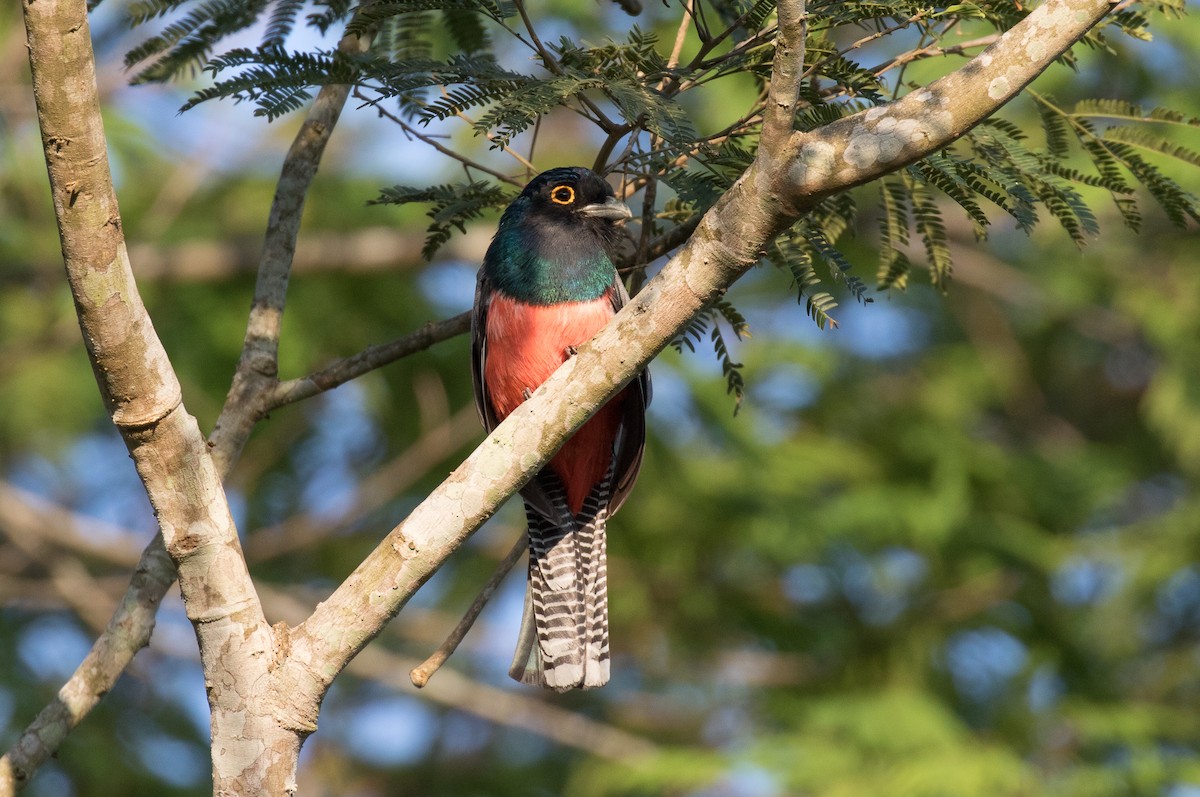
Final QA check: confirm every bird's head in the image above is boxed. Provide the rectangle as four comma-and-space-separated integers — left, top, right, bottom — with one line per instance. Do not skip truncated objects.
485, 167, 632, 304
506, 167, 632, 241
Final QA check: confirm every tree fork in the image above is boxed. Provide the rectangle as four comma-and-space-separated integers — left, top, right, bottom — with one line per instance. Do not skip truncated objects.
19, 1, 310, 793
10, 0, 1115, 793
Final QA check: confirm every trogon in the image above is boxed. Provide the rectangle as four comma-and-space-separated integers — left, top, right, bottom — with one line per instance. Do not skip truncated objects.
471, 166, 650, 690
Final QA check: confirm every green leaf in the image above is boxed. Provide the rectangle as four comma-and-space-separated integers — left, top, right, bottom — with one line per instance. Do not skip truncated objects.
876, 177, 912, 291
371, 181, 514, 260
1103, 126, 1200, 169
1072, 99, 1200, 128
911, 183, 954, 290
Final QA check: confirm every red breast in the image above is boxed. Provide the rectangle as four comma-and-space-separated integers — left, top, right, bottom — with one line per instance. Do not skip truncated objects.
484, 292, 624, 515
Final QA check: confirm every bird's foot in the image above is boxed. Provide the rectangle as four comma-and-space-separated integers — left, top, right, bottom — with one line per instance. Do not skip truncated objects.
522, 388, 533, 401
563, 345, 578, 358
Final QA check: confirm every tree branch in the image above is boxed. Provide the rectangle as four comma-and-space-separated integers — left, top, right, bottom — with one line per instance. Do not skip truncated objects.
409, 531, 527, 688
260, 0, 1114, 712
13, 1, 282, 793
0, 538, 175, 792
760, 0, 806, 153
7, 1, 1115, 792
208, 29, 374, 474
356, 87, 526, 187
782, 2, 1112, 203
259, 586, 658, 762
266, 312, 471, 412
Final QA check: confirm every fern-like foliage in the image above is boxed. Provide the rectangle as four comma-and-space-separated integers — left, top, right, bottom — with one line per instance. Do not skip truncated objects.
771, 235, 839, 330
669, 298, 750, 413
108, 0, 1200, 410
1030, 93, 1200, 229
180, 47, 360, 119
305, 0, 356, 35
371, 182, 515, 260
124, 0, 273, 83
260, 0, 304, 49
761, 193, 872, 330
876, 176, 912, 291
344, 0, 513, 38
862, 81, 1200, 294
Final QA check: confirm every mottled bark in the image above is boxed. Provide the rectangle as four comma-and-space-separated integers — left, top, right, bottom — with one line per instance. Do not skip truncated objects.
271, 0, 1116, 716
7, 0, 1112, 794
16, 0, 293, 794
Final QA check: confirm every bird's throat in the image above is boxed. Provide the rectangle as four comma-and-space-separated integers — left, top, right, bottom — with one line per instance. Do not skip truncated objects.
484, 216, 617, 304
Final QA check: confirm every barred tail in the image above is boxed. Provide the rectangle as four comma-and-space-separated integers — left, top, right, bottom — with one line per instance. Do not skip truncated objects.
509, 472, 613, 690
577, 471, 612, 686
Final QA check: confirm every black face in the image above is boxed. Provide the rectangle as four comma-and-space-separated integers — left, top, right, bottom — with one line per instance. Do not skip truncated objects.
522, 166, 617, 219
485, 166, 631, 302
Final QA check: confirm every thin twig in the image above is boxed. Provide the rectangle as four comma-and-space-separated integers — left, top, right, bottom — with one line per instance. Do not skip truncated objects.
619, 0, 694, 226
442, 86, 540, 173
865, 35, 999, 79
526, 116, 542, 181
687, 2, 774, 67
665, 0, 694, 84
512, 0, 616, 131
257, 584, 657, 761
0, 536, 175, 791
592, 123, 635, 174
266, 312, 471, 412
800, 12, 929, 82
355, 87, 524, 187
410, 531, 527, 687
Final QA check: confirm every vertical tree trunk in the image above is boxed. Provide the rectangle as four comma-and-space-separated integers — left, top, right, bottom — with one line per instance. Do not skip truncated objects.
21, 1, 308, 792
15, 0, 1114, 792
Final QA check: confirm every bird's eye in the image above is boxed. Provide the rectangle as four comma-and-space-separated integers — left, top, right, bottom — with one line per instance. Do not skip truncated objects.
549, 185, 575, 205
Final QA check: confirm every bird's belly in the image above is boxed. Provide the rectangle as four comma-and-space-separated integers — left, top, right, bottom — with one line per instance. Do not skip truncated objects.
484, 293, 615, 419
485, 292, 622, 514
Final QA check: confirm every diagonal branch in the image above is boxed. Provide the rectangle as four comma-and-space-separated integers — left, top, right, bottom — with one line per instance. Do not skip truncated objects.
5, 9, 381, 795
257, 585, 659, 762
7, 1, 1115, 792
0, 538, 175, 793
209, 29, 375, 474
12, 0, 275, 792
268, 0, 1115, 712
409, 531, 528, 688
780, 3, 1113, 202
266, 312, 471, 411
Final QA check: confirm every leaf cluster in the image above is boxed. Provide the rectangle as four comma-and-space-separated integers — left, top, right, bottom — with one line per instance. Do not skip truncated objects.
111, 0, 1200, 408
865, 93, 1200, 293
672, 298, 751, 414
370, 181, 515, 260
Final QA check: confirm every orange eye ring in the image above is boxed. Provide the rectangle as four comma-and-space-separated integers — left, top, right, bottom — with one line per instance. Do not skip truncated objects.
549, 185, 575, 205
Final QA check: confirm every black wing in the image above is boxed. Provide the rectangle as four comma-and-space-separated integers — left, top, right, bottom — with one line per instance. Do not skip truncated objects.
470, 269, 499, 433
606, 274, 651, 517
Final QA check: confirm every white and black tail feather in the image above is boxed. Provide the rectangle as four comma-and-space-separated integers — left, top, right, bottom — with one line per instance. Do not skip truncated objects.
509, 466, 615, 690
577, 467, 613, 686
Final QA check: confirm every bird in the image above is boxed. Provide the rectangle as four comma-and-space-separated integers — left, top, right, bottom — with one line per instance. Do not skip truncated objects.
471, 166, 650, 690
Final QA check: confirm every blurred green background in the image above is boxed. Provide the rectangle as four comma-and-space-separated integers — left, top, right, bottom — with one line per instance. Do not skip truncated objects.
2, 2, 1200, 795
